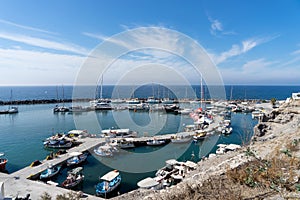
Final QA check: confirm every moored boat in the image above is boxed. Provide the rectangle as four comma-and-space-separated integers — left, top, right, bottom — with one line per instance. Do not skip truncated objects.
94, 145, 114, 157
193, 130, 207, 141
44, 139, 72, 149
0, 153, 7, 171
61, 167, 84, 188
96, 170, 121, 196
66, 152, 88, 167
146, 139, 166, 146
40, 165, 61, 180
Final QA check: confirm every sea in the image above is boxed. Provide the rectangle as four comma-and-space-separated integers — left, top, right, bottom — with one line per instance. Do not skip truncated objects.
0, 85, 299, 196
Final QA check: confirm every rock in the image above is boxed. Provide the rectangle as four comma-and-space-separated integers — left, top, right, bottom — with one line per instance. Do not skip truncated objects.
254, 123, 268, 137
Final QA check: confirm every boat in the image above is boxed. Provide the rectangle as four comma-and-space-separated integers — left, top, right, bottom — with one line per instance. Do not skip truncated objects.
252, 109, 264, 119
0, 90, 19, 114
176, 108, 193, 115
91, 100, 113, 110
171, 133, 192, 143
126, 98, 140, 104
44, 138, 72, 149
66, 152, 88, 167
119, 139, 135, 149
101, 128, 138, 138
94, 145, 114, 157
0, 153, 7, 171
40, 165, 61, 180
53, 105, 69, 113
146, 97, 160, 104
146, 139, 166, 146
193, 130, 207, 141
164, 104, 179, 113
8, 106, 18, 114
61, 167, 84, 188
128, 103, 149, 111
96, 170, 121, 196
137, 177, 163, 190
162, 98, 175, 105
68, 106, 89, 113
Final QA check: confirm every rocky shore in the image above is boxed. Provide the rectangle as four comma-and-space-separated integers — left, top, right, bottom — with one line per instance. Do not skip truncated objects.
115, 99, 300, 200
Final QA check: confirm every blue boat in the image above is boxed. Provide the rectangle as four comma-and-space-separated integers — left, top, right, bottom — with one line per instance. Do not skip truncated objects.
96, 170, 121, 196
40, 165, 61, 179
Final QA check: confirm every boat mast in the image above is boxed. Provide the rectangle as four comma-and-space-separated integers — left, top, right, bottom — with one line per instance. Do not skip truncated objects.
62, 85, 65, 107
100, 75, 103, 99
200, 75, 203, 109
230, 86, 233, 101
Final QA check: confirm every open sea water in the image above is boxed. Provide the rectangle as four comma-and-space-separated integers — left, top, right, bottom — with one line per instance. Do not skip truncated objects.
0, 85, 297, 196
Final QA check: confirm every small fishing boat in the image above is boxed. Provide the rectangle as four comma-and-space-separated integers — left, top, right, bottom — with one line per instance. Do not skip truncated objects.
119, 139, 135, 149
101, 128, 138, 138
61, 167, 84, 188
53, 105, 69, 113
94, 145, 114, 157
137, 177, 163, 190
44, 139, 72, 149
146, 139, 166, 146
193, 131, 207, 141
0, 153, 7, 171
66, 152, 88, 167
40, 165, 61, 180
96, 170, 121, 196
171, 134, 192, 144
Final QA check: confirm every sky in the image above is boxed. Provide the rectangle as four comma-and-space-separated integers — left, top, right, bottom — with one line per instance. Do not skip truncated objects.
0, 0, 300, 86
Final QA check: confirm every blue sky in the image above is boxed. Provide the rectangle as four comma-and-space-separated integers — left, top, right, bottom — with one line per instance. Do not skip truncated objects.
0, 0, 300, 85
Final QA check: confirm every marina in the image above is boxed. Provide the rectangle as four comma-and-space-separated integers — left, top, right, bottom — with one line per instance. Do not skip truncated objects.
0, 85, 292, 199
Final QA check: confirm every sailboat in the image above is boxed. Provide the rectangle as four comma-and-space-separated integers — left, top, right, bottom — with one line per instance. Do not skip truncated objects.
0, 90, 18, 114
90, 76, 113, 110
53, 85, 69, 113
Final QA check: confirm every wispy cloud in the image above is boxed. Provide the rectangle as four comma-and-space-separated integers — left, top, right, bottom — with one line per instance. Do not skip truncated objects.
211, 36, 279, 64
0, 32, 89, 55
208, 17, 235, 36
209, 18, 223, 35
0, 19, 57, 35
219, 57, 300, 85
0, 48, 84, 85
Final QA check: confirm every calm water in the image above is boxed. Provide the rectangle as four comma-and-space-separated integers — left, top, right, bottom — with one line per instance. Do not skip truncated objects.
0, 99, 256, 196
0, 85, 300, 101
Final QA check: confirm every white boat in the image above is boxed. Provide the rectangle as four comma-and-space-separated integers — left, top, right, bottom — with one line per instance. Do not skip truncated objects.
252, 109, 264, 119
126, 98, 140, 104
90, 99, 113, 110
8, 106, 18, 114
177, 108, 193, 115
146, 97, 160, 104
171, 133, 192, 143
94, 145, 114, 157
101, 128, 138, 138
96, 170, 121, 196
162, 98, 175, 104
146, 139, 166, 146
137, 177, 163, 190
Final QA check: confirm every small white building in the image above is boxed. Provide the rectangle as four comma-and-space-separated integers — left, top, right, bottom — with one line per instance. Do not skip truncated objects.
292, 93, 300, 100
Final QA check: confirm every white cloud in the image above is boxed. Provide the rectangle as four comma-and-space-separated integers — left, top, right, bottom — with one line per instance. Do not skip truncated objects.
0, 48, 84, 85
0, 19, 57, 35
211, 36, 278, 64
210, 18, 223, 35
0, 32, 89, 55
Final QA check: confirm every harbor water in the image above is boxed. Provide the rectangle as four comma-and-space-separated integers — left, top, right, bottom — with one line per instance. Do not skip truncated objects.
0, 100, 256, 196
